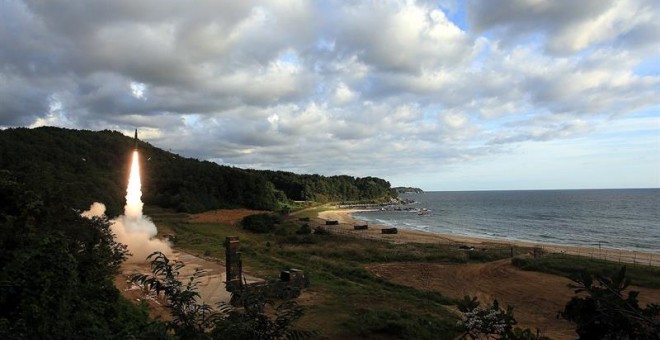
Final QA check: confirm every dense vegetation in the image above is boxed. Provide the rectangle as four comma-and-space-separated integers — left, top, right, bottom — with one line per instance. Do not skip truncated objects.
255, 170, 395, 202
0, 171, 166, 339
0, 127, 395, 215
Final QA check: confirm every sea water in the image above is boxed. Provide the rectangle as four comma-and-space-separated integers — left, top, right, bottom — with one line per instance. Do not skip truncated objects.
353, 189, 660, 253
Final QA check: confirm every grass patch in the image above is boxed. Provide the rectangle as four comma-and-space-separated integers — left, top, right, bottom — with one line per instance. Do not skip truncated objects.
290, 205, 332, 219
512, 254, 660, 289
277, 234, 512, 265
343, 309, 461, 339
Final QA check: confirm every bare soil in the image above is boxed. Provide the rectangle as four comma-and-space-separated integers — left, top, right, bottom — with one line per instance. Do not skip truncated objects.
116, 251, 238, 322
189, 209, 269, 224
366, 259, 660, 340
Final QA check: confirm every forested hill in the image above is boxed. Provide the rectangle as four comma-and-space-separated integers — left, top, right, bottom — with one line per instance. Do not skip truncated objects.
0, 127, 395, 215
393, 187, 424, 194
253, 170, 394, 202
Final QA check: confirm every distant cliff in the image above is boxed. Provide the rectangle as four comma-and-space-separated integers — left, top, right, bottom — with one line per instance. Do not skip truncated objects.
393, 187, 424, 194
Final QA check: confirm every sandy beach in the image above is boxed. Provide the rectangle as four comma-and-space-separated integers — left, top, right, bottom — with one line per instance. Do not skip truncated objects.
317, 209, 660, 266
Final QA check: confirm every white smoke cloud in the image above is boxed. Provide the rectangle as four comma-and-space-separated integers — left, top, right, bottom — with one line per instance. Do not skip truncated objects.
81, 202, 107, 219
82, 202, 172, 263
111, 213, 172, 263
81, 150, 172, 263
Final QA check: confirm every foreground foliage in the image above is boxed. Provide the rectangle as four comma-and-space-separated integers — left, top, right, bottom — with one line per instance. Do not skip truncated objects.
131, 251, 314, 339
0, 172, 166, 339
559, 266, 660, 340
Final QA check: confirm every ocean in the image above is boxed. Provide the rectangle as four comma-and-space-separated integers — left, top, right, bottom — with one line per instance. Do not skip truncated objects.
353, 189, 660, 253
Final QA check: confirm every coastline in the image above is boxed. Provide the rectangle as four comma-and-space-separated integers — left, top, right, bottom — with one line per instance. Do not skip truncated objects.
317, 209, 660, 266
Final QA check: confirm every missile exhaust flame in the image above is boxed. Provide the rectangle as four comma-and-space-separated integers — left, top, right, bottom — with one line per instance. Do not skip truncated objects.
125, 150, 143, 219
81, 131, 171, 262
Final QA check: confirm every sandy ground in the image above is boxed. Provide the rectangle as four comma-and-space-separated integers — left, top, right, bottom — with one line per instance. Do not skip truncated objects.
319, 208, 660, 339
116, 249, 263, 321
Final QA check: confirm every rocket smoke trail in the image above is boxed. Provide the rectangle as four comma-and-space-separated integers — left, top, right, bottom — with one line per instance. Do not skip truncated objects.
82, 134, 171, 262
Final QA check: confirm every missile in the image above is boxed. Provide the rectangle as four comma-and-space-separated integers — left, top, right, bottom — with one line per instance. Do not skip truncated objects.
134, 129, 138, 150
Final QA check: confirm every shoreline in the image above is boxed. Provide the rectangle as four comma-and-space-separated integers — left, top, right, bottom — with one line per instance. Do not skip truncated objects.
317, 209, 660, 266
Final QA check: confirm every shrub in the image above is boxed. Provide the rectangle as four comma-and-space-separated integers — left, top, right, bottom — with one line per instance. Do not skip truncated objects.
313, 226, 331, 235
457, 296, 547, 340
241, 213, 281, 233
559, 266, 660, 339
296, 223, 312, 235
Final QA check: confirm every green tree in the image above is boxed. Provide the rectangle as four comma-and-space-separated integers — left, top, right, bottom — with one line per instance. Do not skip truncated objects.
559, 266, 660, 340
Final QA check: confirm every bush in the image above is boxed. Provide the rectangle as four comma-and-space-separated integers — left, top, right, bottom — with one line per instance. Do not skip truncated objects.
296, 223, 312, 235
313, 226, 331, 235
284, 235, 316, 245
241, 213, 281, 233
457, 296, 547, 339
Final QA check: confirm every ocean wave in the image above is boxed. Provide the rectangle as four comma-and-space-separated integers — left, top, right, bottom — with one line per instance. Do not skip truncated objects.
358, 189, 660, 253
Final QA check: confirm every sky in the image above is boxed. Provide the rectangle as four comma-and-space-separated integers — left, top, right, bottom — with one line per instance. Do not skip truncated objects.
1, 0, 659, 191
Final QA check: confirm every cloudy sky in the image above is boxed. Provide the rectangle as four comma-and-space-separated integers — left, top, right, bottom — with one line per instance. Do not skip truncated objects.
2, 0, 659, 190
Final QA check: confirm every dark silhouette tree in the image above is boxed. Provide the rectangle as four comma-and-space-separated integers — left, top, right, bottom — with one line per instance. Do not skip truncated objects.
559, 266, 660, 340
